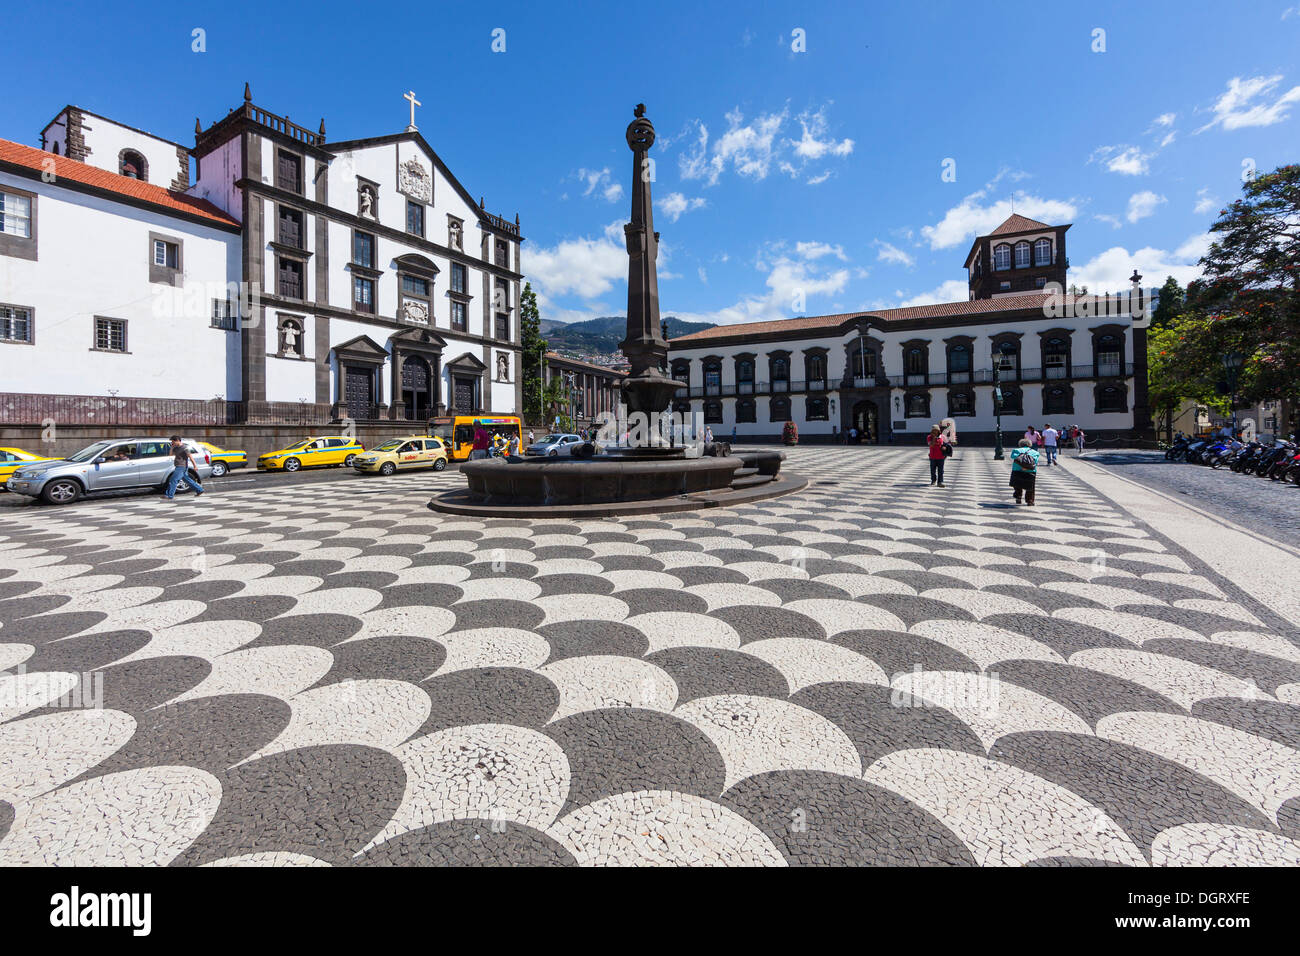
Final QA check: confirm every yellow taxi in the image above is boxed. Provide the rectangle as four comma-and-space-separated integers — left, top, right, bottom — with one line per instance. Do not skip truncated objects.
352, 436, 449, 476
0, 446, 56, 489
257, 436, 365, 472
197, 442, 249, 478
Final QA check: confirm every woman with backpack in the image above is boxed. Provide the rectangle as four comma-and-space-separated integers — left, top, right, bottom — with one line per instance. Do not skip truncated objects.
1010, 438, 1039, 505
927, 424, 950, 487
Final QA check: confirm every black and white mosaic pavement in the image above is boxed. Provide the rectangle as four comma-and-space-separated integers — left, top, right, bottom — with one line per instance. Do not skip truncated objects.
1, 448, 1298, 866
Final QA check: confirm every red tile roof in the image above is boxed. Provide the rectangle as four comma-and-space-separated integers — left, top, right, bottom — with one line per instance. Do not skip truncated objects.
989, 213, 1056, 236
0, 138, 240, 228
669, 293, 1055, 344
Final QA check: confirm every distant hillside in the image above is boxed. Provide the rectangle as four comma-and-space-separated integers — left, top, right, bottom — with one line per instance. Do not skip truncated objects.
540, 315, 717, 355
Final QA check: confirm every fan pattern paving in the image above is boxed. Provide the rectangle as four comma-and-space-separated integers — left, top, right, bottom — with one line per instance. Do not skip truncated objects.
1, 447, 1298, 866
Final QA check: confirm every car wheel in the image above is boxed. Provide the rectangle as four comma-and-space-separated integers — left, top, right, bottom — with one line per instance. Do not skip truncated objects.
548, 449, 558, 457
210, 461, 228, 478
284, 457, 301, 473
344, 454, 357, 467
433, 458, 447, 471
42, 479, 82, 505
380, 462, 396, 476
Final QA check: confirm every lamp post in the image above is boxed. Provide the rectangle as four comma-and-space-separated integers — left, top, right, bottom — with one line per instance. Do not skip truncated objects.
992, 363, 1005, 460
1222, 351, 1244, 436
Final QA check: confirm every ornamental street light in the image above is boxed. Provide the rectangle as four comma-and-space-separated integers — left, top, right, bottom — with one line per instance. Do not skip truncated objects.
992, 363, 1005, 460
1222, 351, 1244, 436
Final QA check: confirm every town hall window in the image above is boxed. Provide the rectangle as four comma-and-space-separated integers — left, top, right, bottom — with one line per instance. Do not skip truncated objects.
1096, 383, 1127, 413
736, 398, 756, 423
905, 392, 930, 418
704, 401, 723, 424
1034, 238, 1052, 265
1014, 241, 1031, 269
1096, 333, 1122, 377
806, 397, 828, 421
736, 359, 754, 392
993, 244, 1011, 270
1044, 336, 1071, 378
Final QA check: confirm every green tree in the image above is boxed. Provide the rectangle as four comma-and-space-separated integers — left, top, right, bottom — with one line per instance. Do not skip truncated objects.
1181, 163, 1300, 407
519, 283, 547, 423
1150, 275, 1185, 330
1147, 313, 1227, 440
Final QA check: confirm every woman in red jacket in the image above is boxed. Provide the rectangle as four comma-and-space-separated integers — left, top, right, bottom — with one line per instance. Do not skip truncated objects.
927, 424, 949, 487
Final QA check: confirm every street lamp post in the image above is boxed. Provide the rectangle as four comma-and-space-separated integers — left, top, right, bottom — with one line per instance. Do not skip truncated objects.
992, 364, 1005, 460
1222, 351, 1244, 436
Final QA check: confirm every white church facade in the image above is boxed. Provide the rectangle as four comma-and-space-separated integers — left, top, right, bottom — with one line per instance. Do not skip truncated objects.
668, 215, 1154, 444
1, 89, 523, 426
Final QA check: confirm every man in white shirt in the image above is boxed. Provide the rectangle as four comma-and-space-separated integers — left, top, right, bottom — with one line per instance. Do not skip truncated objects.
1042, 423, 1060, 465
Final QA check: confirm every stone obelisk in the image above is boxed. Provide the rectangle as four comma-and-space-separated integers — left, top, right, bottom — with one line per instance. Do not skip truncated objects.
618, 104, 681, 432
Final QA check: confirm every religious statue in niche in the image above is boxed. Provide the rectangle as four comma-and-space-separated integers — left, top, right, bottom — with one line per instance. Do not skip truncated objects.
280, 319, 302, 358
358, 185, 376, 219
398, 158, 431, 203
447, 217, 463, 251
496, 352, 509, 382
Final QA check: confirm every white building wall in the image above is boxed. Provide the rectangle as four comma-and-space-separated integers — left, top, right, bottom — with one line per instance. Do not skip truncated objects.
42, 110, 185, 187
193, 137, 242, 220
0, 170, 241, 400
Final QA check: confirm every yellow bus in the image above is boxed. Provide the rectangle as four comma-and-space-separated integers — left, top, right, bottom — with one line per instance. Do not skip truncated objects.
430, 414, 523, 461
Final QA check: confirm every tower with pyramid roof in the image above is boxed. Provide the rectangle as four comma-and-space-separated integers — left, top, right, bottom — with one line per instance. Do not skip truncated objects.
964, 214, 1070, 300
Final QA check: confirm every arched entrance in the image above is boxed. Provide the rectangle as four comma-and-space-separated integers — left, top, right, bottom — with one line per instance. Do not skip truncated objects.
401, 355, 432, 420
850, 399, 879, 443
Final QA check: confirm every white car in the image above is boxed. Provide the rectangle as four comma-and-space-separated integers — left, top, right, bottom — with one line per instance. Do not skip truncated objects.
525, 433, 588, 457
5, 437, 214, 504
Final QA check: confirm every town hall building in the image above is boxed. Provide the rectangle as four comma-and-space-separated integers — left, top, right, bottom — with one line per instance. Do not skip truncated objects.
668, 214, 1153, 444
1, 87, 523, 428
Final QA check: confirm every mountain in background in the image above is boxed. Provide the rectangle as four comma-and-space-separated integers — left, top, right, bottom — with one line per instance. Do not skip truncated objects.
539, 315, 717, 357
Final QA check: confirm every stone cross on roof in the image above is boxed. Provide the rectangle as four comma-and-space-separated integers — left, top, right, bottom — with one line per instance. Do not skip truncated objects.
404, 90, 421, 132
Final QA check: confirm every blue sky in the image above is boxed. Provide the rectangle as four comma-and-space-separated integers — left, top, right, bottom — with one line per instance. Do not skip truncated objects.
5, 0, 1299, 325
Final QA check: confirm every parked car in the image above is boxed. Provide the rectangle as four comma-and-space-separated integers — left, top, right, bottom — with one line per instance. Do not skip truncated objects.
257, 436, 364, 472
353, 436, 449, 475
198, 441, 249, 478
6, 438, 213, 504
0, 446, 56, 489
525, 433, 587, 457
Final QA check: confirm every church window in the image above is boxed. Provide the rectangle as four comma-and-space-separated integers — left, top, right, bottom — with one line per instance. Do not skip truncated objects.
0, 305, 32, 343
495, 239, 508, 268
94, 317, 127, 352
211, 298, 237, 331
353, 231, 375, 269
120, 150, 146, 180
153, 239, 178, 269
277, 151, 302, 193
451, 301, 467, 332
278, 207, 303, 248
495, 313, 509, 340
353, 277, 375, 314
406, 201, 424, 237
277, 258, 303, 299
451, 263, 467, 294
401, 275, 429, 297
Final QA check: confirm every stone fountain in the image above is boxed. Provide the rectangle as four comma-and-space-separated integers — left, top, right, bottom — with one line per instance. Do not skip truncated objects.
429, 105, 803, 517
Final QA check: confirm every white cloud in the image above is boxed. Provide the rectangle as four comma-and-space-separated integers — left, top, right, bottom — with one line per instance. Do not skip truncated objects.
920, 191, 1078, 250
873, 240, 915, 267
789, 107, 854, 160
1197, 74, 1300, 132
896, 280, 970, 308
1091, 144, 1153, 176
1126, 190, 1167, 223
1153, 112, 1176, 127
1069, 233, 1211, 291
678, 104, 852, 186
794, 241, 847, 261
1159, 130, 1177, 148
698, 266, 708, 284
576, 167, 623, 203
1094, 213, 1123, 230
656, 192, 707, 222
526, 221, 627, 300
1193, 187, 1220, 216
806, 170, 832, 185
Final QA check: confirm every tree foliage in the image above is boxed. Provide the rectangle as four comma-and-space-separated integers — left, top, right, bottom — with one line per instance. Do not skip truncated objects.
519, 283, 547, 422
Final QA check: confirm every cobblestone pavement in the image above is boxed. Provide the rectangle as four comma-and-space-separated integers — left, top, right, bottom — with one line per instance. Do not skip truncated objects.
1085, 450, 1300, 552
1, 447, 1298, 866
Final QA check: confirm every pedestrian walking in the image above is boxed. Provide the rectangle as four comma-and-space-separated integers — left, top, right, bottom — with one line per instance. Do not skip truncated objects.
1074, 426, 1086, 454
164, 436, 204, 500
1041, 423, 1060, 466
1009, 438, 1039, 506
470, 424, 491, 460
1024, 425, 1037, 448
849, 426, 858, 444
528, 428, 535, 445
926, 424, 949, 487
705, 425, 714, 444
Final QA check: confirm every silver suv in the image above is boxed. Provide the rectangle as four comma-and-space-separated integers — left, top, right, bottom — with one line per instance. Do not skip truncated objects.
6, 438, 214, 505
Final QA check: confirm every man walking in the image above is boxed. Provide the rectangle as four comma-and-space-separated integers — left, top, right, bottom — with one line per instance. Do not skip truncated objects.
1042, 423, 1060, 466
470, 424, 491, 460
164, 436, 204, 500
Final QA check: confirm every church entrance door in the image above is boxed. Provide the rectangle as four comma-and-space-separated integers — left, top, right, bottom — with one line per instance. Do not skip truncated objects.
401, 355, 432, 420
